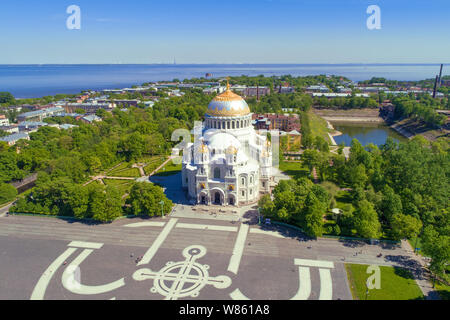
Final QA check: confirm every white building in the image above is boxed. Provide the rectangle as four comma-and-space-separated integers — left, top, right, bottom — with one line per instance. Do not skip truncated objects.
0, 115, 9, 126
182, 82, 273, 207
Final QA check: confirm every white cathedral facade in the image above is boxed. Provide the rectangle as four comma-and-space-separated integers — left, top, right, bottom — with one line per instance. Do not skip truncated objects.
182, 82, 273, 207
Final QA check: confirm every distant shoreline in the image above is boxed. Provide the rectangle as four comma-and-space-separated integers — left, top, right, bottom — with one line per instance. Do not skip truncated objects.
1, 64, 446, 98
312, 108, 385, 124
0, 63, 447, 66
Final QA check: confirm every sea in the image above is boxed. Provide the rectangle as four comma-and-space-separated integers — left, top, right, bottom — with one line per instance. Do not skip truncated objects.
0, 64, 446, 99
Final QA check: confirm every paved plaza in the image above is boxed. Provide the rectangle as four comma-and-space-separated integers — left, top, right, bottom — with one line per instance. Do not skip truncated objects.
0, 212, 424, 301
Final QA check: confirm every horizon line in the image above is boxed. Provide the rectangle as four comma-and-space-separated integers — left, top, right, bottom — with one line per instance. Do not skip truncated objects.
0, 62, 448, 66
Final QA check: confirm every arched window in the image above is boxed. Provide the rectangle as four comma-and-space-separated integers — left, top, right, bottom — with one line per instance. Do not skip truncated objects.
214, 167, 221, 179
237, 121, 240, 128
227, 121, 230, 129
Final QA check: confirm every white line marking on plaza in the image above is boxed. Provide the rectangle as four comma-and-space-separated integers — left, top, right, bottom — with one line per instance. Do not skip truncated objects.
318, 268, 333, 300
68, 241, 104, 249
123, 222, 166, 228
30, 247, 78, 300
290, 267, 311, 300
176, 223, 237, 232
227, 223, 249, 275
61, 249, 125, 295
295, 259, 335, 269
134, 245, 231, 300
230, 288, 250, 300
137, 218, 178, 266
249, 228, 285, 238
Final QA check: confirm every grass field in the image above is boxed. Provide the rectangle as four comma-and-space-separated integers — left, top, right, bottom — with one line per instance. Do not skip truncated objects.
308, 111, 332, 143
110, 168, 140, 178
103, 179, 134, 200
278, 161, 309, 179
153, 160, 182, 177
345, 263, 424, 300
144, 157, 167, 175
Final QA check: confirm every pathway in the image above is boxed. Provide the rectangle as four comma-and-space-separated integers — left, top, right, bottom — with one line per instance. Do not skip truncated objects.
148, 157, 174, 177
132, 164, 146, 177
401, 240, 442, 300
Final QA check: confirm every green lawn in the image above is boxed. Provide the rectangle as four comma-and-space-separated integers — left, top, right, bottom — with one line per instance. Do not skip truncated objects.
106, 162, 129, 174
279, 161, 309, 179
335, 190, 352, 208
345, 263, 424, 300
103, 179, 134, 201
153, 160, 182, 177
108, 164, 141, 178
435, 281, 450, 300
144, 157, 167, 175
308, 111, 332, 143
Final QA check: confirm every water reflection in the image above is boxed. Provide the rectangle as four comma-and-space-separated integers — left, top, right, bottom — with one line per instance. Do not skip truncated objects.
332, 122, 407, 147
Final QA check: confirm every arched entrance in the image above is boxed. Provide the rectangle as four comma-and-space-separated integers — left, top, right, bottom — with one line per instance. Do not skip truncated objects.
210, 188, 225, 206
214, 192, 221, 205
228, 195, 236, 206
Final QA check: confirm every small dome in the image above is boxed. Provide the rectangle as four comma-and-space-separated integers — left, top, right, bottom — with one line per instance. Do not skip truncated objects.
206, 89, 250, 117
198, 143, 209, 154
226, 146, 238, 155
207, 132, 241, 152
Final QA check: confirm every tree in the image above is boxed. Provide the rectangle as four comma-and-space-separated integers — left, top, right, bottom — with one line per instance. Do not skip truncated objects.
348, 164, 368, 188
302, 149, 321, 173
380, 186, 403, 221
88, 186, 123, 222
0, 92, 15, 104
302, 193, 325, 237
422, 226, 450, 277
84, 155, 102, 174
0, 183, 17, 204
353, 200, 382, 239
258, 194, 275, 217
389, 214, 422, 240
127, 182, 172, 217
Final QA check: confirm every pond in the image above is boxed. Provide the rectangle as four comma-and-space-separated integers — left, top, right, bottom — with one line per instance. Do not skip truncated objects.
331, 122, 407, 147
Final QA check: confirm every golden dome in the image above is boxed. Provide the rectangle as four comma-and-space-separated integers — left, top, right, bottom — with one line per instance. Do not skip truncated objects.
198, 143, 208, 154
206, 79, 250, 117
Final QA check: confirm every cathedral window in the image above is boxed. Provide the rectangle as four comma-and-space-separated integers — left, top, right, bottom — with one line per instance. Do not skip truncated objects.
214, 167, 221, 179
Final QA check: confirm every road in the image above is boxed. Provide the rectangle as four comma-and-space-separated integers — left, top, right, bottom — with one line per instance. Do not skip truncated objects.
0, 213, 425, 300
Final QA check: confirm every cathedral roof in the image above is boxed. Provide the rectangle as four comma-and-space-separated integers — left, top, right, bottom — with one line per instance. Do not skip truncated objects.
205, 79, 250, 117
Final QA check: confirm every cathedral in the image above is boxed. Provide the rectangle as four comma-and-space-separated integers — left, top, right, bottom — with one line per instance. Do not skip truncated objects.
182, 80, 273, 207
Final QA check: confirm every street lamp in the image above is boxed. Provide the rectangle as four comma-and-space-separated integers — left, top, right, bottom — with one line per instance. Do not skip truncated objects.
159, 200, 165, 218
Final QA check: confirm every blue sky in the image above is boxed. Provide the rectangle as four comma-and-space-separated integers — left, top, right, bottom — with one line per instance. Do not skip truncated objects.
0, 0, 449, 64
